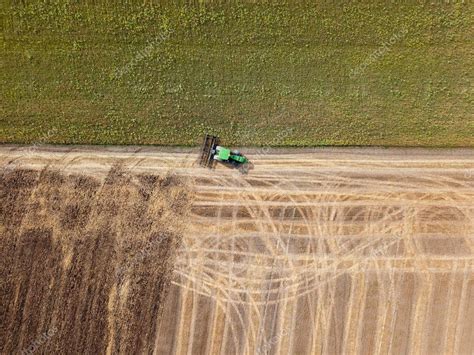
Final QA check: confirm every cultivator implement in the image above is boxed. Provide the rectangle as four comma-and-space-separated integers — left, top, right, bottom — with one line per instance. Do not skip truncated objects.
199, 134, 220, 168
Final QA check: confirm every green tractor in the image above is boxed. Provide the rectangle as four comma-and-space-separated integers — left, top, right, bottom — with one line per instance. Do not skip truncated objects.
199, 134, 250, 173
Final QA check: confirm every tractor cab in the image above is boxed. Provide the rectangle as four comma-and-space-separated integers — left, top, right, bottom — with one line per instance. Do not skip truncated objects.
214, 146, 247, 164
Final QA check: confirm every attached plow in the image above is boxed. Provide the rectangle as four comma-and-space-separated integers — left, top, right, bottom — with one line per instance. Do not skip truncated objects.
199, 134, 250, 173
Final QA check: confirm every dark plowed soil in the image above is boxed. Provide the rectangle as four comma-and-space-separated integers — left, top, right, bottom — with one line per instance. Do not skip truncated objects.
0, 167, 190, 354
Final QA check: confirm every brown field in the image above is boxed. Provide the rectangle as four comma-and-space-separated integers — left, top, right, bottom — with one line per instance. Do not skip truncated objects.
1, 146, 473, 354
0, 165, 190, 354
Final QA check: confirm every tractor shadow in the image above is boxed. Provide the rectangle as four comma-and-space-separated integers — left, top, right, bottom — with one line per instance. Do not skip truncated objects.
238, 162, 254, 175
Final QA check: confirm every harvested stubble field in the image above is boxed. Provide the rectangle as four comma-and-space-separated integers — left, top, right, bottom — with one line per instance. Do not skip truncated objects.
0, 165, 190, 354
1, 145, 473, 354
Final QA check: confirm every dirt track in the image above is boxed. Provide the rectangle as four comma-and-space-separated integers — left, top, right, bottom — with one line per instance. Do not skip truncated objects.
1, 145, 473, 354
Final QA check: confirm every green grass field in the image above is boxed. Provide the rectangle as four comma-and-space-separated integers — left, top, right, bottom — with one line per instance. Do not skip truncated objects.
1, 1, 473, 146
